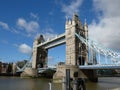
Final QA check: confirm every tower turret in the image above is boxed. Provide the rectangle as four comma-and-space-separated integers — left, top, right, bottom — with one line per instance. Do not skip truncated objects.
65, 13, 85, 65
83, 19, 88, 39
38, 35, 45, 44
72, 13, 83, 30
83, 19, 88, 65
72, 13, 79, 22
32, 34, 47, 69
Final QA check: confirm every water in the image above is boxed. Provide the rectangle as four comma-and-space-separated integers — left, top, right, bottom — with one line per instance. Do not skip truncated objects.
0, 77, 120, 90
86, 77, 120, 90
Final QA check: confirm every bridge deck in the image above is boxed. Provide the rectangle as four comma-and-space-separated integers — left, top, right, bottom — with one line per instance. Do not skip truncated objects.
79, 64, 120, 69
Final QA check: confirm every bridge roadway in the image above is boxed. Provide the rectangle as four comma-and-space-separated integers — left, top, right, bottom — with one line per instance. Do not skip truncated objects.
36, 33, 65, 49
37, 66, 56, 73
16, 64, 120, 73
37, 64, 120, 73
79, 64, 120, 69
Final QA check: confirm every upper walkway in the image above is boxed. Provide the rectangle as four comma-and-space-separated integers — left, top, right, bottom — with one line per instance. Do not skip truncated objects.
36, 33, 65, 49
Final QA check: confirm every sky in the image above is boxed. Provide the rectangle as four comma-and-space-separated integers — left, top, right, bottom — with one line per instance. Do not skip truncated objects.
0, 0, 120, 65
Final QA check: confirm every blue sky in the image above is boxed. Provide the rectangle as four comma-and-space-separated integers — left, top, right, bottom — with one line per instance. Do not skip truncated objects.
0, 0, 120, 65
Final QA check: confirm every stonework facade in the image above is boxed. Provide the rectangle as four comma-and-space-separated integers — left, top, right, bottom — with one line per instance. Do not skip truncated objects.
53, 64, 86, 82
32, 35, 47, 69
53, 14, 90, 81
65, 14, 88, 66
32, 39, 38, 69
20, 67, 38, 77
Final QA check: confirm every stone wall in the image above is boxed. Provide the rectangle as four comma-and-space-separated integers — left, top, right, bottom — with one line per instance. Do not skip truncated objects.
53, 65, 86, 83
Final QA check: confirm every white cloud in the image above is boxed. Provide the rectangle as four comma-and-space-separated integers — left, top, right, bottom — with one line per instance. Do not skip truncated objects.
89, 0, 120, 51
17, 18, 39, 33
11, 28, 20, 34
93, 0, 120, 18
30, 12, 39, 20
43, 32, 58, 41
48, 56, 54, 61
61, 0, 83, 17
19, 43, 32, 54
0, 21, 9, 30
35, 32, 58, 41
35, 28, 58, 41
44, 28, 54, 33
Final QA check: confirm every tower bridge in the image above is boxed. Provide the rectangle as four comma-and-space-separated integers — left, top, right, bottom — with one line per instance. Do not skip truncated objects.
19, 13, 120, 82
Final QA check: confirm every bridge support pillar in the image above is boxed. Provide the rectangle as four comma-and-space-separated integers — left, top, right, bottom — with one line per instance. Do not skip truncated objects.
53, 65, 86, 83
20, 68, 38, 77
81, 69, 98, 82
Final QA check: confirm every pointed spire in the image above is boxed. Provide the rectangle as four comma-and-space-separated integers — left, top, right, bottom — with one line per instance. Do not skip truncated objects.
73, 12, 79, 21
65, 15, 69, 24
38, 35, 45, 44
84, 18, 88, 31
74, 12, 78, 17
65, 16, 69, 21
84, 18, 88, 26
84, 18, 88, 39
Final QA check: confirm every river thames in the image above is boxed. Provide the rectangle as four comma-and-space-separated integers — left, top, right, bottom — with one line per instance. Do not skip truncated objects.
0, 77, 120, 90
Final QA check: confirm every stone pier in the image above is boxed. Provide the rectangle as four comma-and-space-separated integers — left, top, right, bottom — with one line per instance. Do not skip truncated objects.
81, 69, 98, 82
20, 68, 38, 77
53, 65, 98, 82
53, 65, 86, 83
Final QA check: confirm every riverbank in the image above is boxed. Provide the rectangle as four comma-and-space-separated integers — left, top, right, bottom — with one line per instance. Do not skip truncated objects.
0, 73, 20, 76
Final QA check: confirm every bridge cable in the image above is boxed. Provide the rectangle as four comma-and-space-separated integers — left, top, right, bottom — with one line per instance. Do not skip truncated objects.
75, 33, 120, 65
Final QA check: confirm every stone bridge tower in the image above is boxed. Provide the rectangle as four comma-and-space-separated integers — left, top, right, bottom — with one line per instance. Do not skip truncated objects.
53, 14, 89, 81
65, 13, 88, 66
32, 35, 48, 69
21, 35, 47, 77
